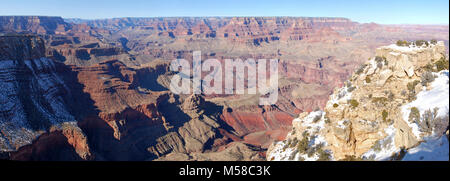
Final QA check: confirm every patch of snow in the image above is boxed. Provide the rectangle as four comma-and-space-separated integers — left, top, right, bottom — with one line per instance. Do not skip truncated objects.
401, 70, 449, 139
330, 86, 353, 103
402, 136, 449, 161
0, 58, 77, 151
268, 141, 296, 161
384, 44, 427, 53
0, 60, 15, 68
270, 111, 332, 161
362, 125, 399, 160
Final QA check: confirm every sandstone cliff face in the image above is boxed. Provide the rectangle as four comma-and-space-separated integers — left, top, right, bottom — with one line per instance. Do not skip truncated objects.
0, 35, 92, 160
267, 41, 449, 161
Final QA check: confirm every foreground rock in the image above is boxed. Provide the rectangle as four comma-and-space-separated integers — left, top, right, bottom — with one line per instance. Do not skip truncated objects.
267, 41, 449, 161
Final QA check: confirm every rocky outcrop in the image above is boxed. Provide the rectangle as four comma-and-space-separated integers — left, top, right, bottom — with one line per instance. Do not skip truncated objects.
267, 41, 448, 161
10, 122, 92, 161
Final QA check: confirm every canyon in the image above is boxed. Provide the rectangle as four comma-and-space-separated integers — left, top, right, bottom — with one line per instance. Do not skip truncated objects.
0, 16, 448, 160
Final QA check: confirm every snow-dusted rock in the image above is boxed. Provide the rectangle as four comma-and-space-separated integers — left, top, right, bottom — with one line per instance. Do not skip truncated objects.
268, 41, 449, 161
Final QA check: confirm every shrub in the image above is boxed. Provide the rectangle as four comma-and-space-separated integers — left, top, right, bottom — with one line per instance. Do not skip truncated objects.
423, 57, 449, 72
423, 63, 435, 72
409, 107, 420, 123
433, 110, 449, 135
345, 81, 352, 88
375, 56, 386, 69
435, 57, 449, 71
347, 86, 356, 92
375, 56, 385, 63
382, 110, 388, 122
415, 40, 427, 47
349, 99, 359, 108
297, 132, 310, 154
312, 114, 322, 123
365, 76, 371, 83
307, 147, 316, 157
282, 140, 290, 151
289, 149, 299, 160
421, 71, 435, 86
407, 80, 421, 101
377, 61, 383, 69
388, 91, 395, 101
407, 80, 420, 92
324, 116, 331, 124
418, 108, 440, 133
317, 148, 332, 161
401, 90, 407, 97
372, 97, 388, 106
386, 119, 394, 125
371, 140, 382, 152
396, 40, 409, 46
430, 39, 437, 44
355, 64, 367, 75
291, 137, 299, 148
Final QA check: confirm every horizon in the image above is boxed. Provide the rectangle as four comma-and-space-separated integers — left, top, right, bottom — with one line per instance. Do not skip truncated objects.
1, 15, 449, 26
0, 0, 448, 25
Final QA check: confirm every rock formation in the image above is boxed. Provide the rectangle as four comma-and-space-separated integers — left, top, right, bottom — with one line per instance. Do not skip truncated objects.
267, 41, 449, 161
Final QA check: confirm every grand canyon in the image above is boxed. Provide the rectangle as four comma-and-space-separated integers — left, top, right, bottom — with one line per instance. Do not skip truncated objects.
0, 16, 448, 161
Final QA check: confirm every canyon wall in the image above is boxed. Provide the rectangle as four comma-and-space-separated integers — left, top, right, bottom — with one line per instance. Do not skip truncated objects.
1, 16, 448, 160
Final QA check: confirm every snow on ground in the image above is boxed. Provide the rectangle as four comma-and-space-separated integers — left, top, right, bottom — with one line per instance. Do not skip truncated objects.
361, 70, 449, 161
0, 58, 77, 151
362, 125, 399, 160
336, 120, 348, 129
270, 70, 448, 161
399, 70, 449, 161
384, 43, 429, 53
268, 141, 295, 161
270, 111, 332, 161
330, 86, 353, 104
401, 70, 449, 139
402, 136, 449, 161
294, 111, 326, 132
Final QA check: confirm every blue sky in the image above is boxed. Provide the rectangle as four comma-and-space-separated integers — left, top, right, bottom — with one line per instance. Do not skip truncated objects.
1, 0, 448, 24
